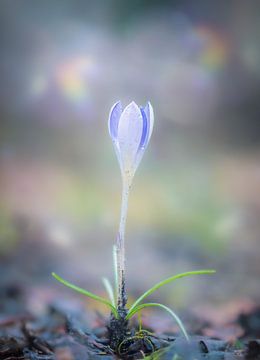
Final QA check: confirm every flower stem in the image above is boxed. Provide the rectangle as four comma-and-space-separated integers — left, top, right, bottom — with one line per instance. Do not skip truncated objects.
116, 178, 130, 310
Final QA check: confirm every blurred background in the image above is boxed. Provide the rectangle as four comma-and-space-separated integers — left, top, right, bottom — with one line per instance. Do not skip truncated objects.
0, 0, 259, 318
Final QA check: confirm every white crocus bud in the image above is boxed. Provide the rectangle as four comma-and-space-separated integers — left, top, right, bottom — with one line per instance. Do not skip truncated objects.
108, 101, 154, 186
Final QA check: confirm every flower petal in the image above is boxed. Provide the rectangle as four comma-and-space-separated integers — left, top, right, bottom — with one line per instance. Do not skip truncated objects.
113, 141, 123, 172
143, 102, 154, 142
139, 107, 148, 151
117, 102, 143, 174
108, 101, 122, 140
133, 102, 154, 171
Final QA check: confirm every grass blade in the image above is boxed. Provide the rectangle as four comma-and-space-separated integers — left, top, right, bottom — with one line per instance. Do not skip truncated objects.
102, 277, 115, 307
128, 270, 216, 314
52, 272, 118, 318
126, 302, 189, 341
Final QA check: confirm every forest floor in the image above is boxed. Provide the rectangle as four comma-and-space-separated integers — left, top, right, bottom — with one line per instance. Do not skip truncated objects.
0, 282, 259, 359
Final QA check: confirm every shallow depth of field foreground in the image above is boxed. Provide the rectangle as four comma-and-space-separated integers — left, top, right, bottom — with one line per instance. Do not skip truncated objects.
0, 1, 260, 359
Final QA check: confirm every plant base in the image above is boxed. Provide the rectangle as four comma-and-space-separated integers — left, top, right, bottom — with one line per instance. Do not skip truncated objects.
108, 308, 130, 350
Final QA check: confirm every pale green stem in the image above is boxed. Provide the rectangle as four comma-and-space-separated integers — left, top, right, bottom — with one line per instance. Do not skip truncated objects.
116, 176, 131, 310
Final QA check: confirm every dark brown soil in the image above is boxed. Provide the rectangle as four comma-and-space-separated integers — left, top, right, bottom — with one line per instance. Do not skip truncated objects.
0, 283, 259, 359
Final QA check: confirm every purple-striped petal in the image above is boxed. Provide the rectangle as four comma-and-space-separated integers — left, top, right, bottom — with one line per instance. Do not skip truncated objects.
108, 101, 122, 140
143, 102, 150, 122
139, 107, 149, 150
143, 102, 154, 142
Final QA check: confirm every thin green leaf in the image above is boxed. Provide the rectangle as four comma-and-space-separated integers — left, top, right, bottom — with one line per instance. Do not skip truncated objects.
143, 348, 166, 360
128, 270, 216, 314
102, 277, 115, 307
126, 302, 189, 341
52, 272, 118, 318
113, 245, 118, 302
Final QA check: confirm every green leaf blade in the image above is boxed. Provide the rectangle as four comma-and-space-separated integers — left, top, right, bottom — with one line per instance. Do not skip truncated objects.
102, 277, 116, 307
126, 302, 189, 341
52, 272, 118, 318
128, 270, 216, 314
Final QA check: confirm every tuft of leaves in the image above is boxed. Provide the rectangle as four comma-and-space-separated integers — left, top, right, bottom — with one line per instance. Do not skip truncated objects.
52, 268, 215, 339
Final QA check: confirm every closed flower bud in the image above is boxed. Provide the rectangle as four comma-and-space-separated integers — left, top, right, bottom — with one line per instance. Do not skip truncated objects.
108, 101, 154, 184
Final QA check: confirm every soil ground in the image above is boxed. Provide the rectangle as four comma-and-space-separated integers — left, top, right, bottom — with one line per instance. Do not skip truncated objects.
0, 283, 259, 359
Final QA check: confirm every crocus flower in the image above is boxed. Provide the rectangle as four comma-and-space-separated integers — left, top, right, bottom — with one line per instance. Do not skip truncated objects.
108, 101, 154, 184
